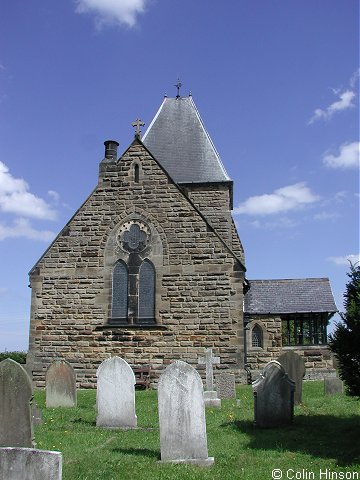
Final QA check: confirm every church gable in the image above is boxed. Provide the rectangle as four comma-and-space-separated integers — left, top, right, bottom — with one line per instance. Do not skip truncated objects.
28, 137, 245, 386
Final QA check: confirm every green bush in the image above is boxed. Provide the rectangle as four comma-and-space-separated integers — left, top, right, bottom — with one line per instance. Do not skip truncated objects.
0, 351, 27, 364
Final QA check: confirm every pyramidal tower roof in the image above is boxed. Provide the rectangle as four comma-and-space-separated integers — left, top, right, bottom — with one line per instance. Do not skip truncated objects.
142, 96, 231, 183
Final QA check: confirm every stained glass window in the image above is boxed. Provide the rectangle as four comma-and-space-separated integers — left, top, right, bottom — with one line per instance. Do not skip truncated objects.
138, 260, 155, 322
111, 261, 128, 321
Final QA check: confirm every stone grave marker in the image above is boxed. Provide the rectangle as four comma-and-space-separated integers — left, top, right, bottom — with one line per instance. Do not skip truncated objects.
252, 360, 295, 428
216, 372, 236, 399
46, 360, 77, 408
96, 356, 137, 428
0, 359, 34, 447
324, 377, 344, 395
277, 350, 305, 404
158, 360, 214, 466
198, 348, 221, 408
0, 447, 62, 480
31, 404, 43, 426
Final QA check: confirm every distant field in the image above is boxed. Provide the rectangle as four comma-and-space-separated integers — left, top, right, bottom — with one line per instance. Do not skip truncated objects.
34, 382, 360, 480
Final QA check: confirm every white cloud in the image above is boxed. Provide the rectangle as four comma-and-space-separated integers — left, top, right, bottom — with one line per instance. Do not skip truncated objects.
0, 218, 55, 242
313, 212, 339, 221
234, 182, 319, 216
350, 68, 360, 89
308, 90, 356, 124
327, 254, 360, 267
0, 161, 56, 220
48, 190, 60, 202
323, 142, 359, 169
74, 0, 149, 28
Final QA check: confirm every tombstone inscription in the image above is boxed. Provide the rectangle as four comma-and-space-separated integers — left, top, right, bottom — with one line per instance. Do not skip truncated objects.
0, 359, 34, 447
46, 360, 77, 408
96, 356, 137, 428
198, 348, 221, 408
252, 361, 295, 428
158, 360, 214, 466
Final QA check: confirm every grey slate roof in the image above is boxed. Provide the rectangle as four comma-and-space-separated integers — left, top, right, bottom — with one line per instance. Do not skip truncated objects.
142, 96, 231, 183
244, 278, 337, 314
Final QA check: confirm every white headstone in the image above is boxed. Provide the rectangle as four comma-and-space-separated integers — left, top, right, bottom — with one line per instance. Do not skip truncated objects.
198, 348, 221, 408
96, 356, 137, 428
0, 448, 62, 480
46, 360, 77, 408
158, 360, 214, 466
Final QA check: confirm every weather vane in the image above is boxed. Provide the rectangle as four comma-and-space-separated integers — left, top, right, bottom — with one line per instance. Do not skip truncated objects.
175, 78, 183, 98
132, 118, 145, 137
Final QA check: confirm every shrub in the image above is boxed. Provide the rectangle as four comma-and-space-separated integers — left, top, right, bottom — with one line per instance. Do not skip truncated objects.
0, 351, 27, 364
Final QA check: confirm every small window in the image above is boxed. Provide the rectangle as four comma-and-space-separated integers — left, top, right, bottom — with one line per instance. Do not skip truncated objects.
138, 260, 155, 323
111, 261, 128, 322
252, 324, 263, 348
134, 164, 140, 183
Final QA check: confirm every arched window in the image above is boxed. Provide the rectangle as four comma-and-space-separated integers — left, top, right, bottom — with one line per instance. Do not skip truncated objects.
252, 324, 263, 348
111, 261, 128, 322
134, 164, 140, 183
138, 260, 155, 323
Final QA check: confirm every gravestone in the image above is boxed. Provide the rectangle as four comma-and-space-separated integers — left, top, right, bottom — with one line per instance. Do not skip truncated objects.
96, 356, 137, 428
31, 404, 43, 426
0, 359, 34, 447
0, 447, 62, 480
158, 360, 214, 466
198, 348, 221, 408
277, 350, 305, 404
324, 377, 344, 395
252, 361, 295, 428
216, 372, 236, 399
46, 360, 77, 408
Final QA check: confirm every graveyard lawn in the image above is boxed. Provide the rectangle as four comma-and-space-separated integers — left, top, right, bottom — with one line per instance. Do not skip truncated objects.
33, 382, 360, 480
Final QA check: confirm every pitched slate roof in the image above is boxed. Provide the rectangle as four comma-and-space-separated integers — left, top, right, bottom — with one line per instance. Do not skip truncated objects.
142, 96, 231, 183
244, 278, 337, 314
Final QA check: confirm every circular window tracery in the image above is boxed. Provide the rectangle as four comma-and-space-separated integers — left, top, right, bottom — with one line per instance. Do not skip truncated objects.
116, 221, 150, 253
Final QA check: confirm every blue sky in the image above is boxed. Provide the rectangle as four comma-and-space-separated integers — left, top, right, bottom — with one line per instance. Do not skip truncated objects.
0, 0, 358, 351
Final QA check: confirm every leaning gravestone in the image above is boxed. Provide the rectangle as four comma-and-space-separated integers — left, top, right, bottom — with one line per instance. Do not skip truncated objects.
324, 377, 344, 395
158, 360, 214, 466
198, 348, 221, 408
46, 360, 77, 408
0, 447, 62, 480
96, 356, 137, 428
277, 350, 305, 405
252, 361, 295, 428
0, 359, 34, 447
216, 372, 236, 399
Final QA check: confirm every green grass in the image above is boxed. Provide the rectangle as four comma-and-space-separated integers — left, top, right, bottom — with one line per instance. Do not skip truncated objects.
34, 382, 360, 480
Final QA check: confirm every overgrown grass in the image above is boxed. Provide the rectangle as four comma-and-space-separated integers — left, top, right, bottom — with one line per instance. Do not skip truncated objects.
34, 382, 360, 480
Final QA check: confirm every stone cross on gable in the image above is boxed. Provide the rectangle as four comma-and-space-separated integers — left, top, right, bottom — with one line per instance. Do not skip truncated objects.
198, 348, 220, 392
132, 118, 145, 137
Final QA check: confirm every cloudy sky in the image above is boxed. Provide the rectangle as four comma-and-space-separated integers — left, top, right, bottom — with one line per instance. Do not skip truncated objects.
0, 1, 358, 351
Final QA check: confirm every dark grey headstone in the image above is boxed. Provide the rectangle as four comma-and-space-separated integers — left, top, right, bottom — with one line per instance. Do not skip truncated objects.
252, 361, 295, 428
324, 377, 344, 395
0, 359, 34, 447
158, 360, 214, 466
46, 360, 77, 408
0, 447, 62, 480
216, 373, 236, 399
277, 350, 305, 404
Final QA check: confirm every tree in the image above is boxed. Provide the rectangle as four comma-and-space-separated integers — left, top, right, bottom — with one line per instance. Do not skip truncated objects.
329, 263, 360, 396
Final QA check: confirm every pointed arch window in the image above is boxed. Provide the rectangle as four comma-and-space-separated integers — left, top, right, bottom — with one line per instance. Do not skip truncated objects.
134, 164, 140, 183
138, 260, 155, 323
111, 261, 128, 322
252, 324, 263, 348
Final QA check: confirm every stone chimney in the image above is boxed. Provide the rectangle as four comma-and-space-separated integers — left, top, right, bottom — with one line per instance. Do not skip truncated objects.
104, 140, 119, 161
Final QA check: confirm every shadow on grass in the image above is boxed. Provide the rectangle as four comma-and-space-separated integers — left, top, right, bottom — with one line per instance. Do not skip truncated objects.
71, 417, 96, 426
112, 447, 160, 459
231, 414, 360, 467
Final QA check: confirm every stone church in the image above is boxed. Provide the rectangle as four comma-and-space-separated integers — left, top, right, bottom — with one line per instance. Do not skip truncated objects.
27, 93, 337, 387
